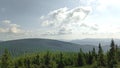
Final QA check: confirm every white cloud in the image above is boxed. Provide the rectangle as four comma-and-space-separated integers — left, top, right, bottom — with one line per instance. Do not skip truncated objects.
80, 23, 98, 31
0, 28, 8, 33
2, 20, 11, 24
0, 20, 24, 34
40, 6, 96, 35
19, 0, 120, 39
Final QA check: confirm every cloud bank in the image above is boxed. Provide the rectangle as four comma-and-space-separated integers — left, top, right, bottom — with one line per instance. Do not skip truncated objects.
40, 6, 98, 35
0, 20, 24, 34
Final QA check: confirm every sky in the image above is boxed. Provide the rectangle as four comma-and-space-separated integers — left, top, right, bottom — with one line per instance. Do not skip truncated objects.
0, 0, 120, 40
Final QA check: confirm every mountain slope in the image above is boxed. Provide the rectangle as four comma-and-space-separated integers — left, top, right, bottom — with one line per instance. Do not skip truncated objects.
71, 38, 120, 46
0, 38, 97, 56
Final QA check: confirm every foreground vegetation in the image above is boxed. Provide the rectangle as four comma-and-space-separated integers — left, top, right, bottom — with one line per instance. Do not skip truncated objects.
0, 40, 120, 68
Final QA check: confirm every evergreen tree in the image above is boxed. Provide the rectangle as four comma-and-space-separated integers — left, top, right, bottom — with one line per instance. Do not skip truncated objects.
107, 40, 117, 68
49, 60, 57, 68
91, 48, 97, 65
87, 51, 93, 65
58, 52, 64, 68
24, 58, 31, 68
14, 62, 19, 68
77, 49, 86, 66
15, 58, 24, 67
92, 48, 97, 60
116, 45, 120, 61
33, 54, 40, 65
44, 51, 51, 68
1, 49, 11, 68
97, 43, 106, 67
115, 45, 119, 62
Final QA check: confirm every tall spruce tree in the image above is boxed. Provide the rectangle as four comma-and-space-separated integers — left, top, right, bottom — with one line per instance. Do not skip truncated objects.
92, 48, 96, 57
77, 49, 86, 66
58, 52, 64, 68
92, 48, 97, 61
44, 51, 51, 68
87, 51, 93, 65
24, 58, 31, 68
33, 54, 40, 65
1, 49, 11, 68
107, 40, 117, 68
97, 43, 106, 67
115, 45, 119, 62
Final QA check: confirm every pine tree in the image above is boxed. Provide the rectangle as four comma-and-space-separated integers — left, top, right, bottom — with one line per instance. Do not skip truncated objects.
44, 51, 51, 68
92, 48, 97, 60
116, 45, 120, 61
14, 62, 19, 68
1, 49, 11, 68
97, 43, 106, 67
49, 60, 57, 68
16, 58, 24, 67
91, 47, 97, 66
77, 49, 86, 66
33, 54, 40, 65
24, 57, 31, 68
58, 52, 64, 68
87, 51, 93, 65
107, 40, 117, 68
115, 45, 119, 62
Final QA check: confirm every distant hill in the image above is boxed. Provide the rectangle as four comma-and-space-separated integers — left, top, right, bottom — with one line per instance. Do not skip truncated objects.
0, 38, 99, 56
71, 38, 120, 46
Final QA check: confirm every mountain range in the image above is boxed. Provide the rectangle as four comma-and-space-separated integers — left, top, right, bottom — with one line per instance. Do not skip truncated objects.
0, 38, 94, 56
70, 38, 120, 46
0, 38, 112, 56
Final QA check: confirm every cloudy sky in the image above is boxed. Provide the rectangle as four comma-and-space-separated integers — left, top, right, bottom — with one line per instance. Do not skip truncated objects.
0, 0, 120, 40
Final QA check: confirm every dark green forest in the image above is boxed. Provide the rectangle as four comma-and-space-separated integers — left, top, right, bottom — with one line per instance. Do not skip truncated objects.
0, 40, 120, 68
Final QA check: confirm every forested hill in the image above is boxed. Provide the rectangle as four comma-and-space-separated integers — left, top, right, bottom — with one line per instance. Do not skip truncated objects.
71, 38, 120, 46
0, 38, 98, 56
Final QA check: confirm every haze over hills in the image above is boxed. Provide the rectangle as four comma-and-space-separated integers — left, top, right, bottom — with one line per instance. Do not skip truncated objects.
0, 38, 112, 56
71, 38, 120, 46
0, 38, 97, 56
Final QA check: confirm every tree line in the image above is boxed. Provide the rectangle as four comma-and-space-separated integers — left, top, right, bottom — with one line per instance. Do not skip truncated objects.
0, 40, 120, 68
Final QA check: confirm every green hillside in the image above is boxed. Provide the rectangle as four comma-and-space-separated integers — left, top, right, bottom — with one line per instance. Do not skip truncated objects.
0, 40, 119, 68
0, 38, 96, 56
